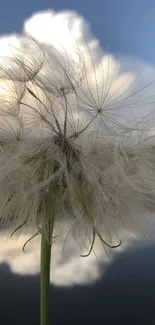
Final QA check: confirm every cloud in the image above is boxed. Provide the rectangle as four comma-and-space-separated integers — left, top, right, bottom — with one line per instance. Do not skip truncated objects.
0, 228, 137, 286
0, 9, 155, 134
0, 230, 104, 286
23, 10, 155, 126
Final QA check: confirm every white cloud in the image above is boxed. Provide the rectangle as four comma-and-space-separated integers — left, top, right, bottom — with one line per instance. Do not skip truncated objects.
24, 10, 100, 59
0, 9, 155, 132
0, 9, 155, 136
0, 230, 104, 285
22, 10, 155, 125
0, 229, 137, 286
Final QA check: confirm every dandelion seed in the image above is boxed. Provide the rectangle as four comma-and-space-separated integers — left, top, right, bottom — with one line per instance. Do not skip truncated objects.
0, 33, 154, 250
1, 11, 155, 325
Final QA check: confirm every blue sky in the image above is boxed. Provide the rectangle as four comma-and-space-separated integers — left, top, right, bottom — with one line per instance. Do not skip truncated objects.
0, 0, 155, 65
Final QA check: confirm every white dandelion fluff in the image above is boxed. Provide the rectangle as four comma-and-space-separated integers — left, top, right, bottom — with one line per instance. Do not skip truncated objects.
0, 10, 155, 258
0, 34, 154, 256
1, 9, 155, 325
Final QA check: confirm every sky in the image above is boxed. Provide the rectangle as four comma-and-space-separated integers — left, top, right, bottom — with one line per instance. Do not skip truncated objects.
1, 1, 155, 324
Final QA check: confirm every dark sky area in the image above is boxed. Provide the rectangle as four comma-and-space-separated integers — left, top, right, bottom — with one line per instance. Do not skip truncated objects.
1, 244, 155, 324
0, 1, 155, 324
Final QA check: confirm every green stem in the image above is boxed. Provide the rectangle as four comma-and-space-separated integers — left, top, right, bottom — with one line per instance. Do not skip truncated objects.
40, 233, 51, 325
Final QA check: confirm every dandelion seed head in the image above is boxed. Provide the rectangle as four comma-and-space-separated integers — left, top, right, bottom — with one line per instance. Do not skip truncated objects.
0, 10, 155, 254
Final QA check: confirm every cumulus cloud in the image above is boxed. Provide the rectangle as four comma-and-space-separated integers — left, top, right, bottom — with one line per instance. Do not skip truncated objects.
0, 229, 106, 286
0, 9, 155, 136
0, 228, 137, 286
23, 10, 155, 125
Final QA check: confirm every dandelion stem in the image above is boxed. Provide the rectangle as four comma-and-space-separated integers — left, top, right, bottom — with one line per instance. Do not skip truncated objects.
40, 233, 51, 325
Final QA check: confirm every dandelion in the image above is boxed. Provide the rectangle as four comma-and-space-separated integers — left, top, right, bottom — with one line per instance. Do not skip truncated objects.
0, 31, 155, 325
